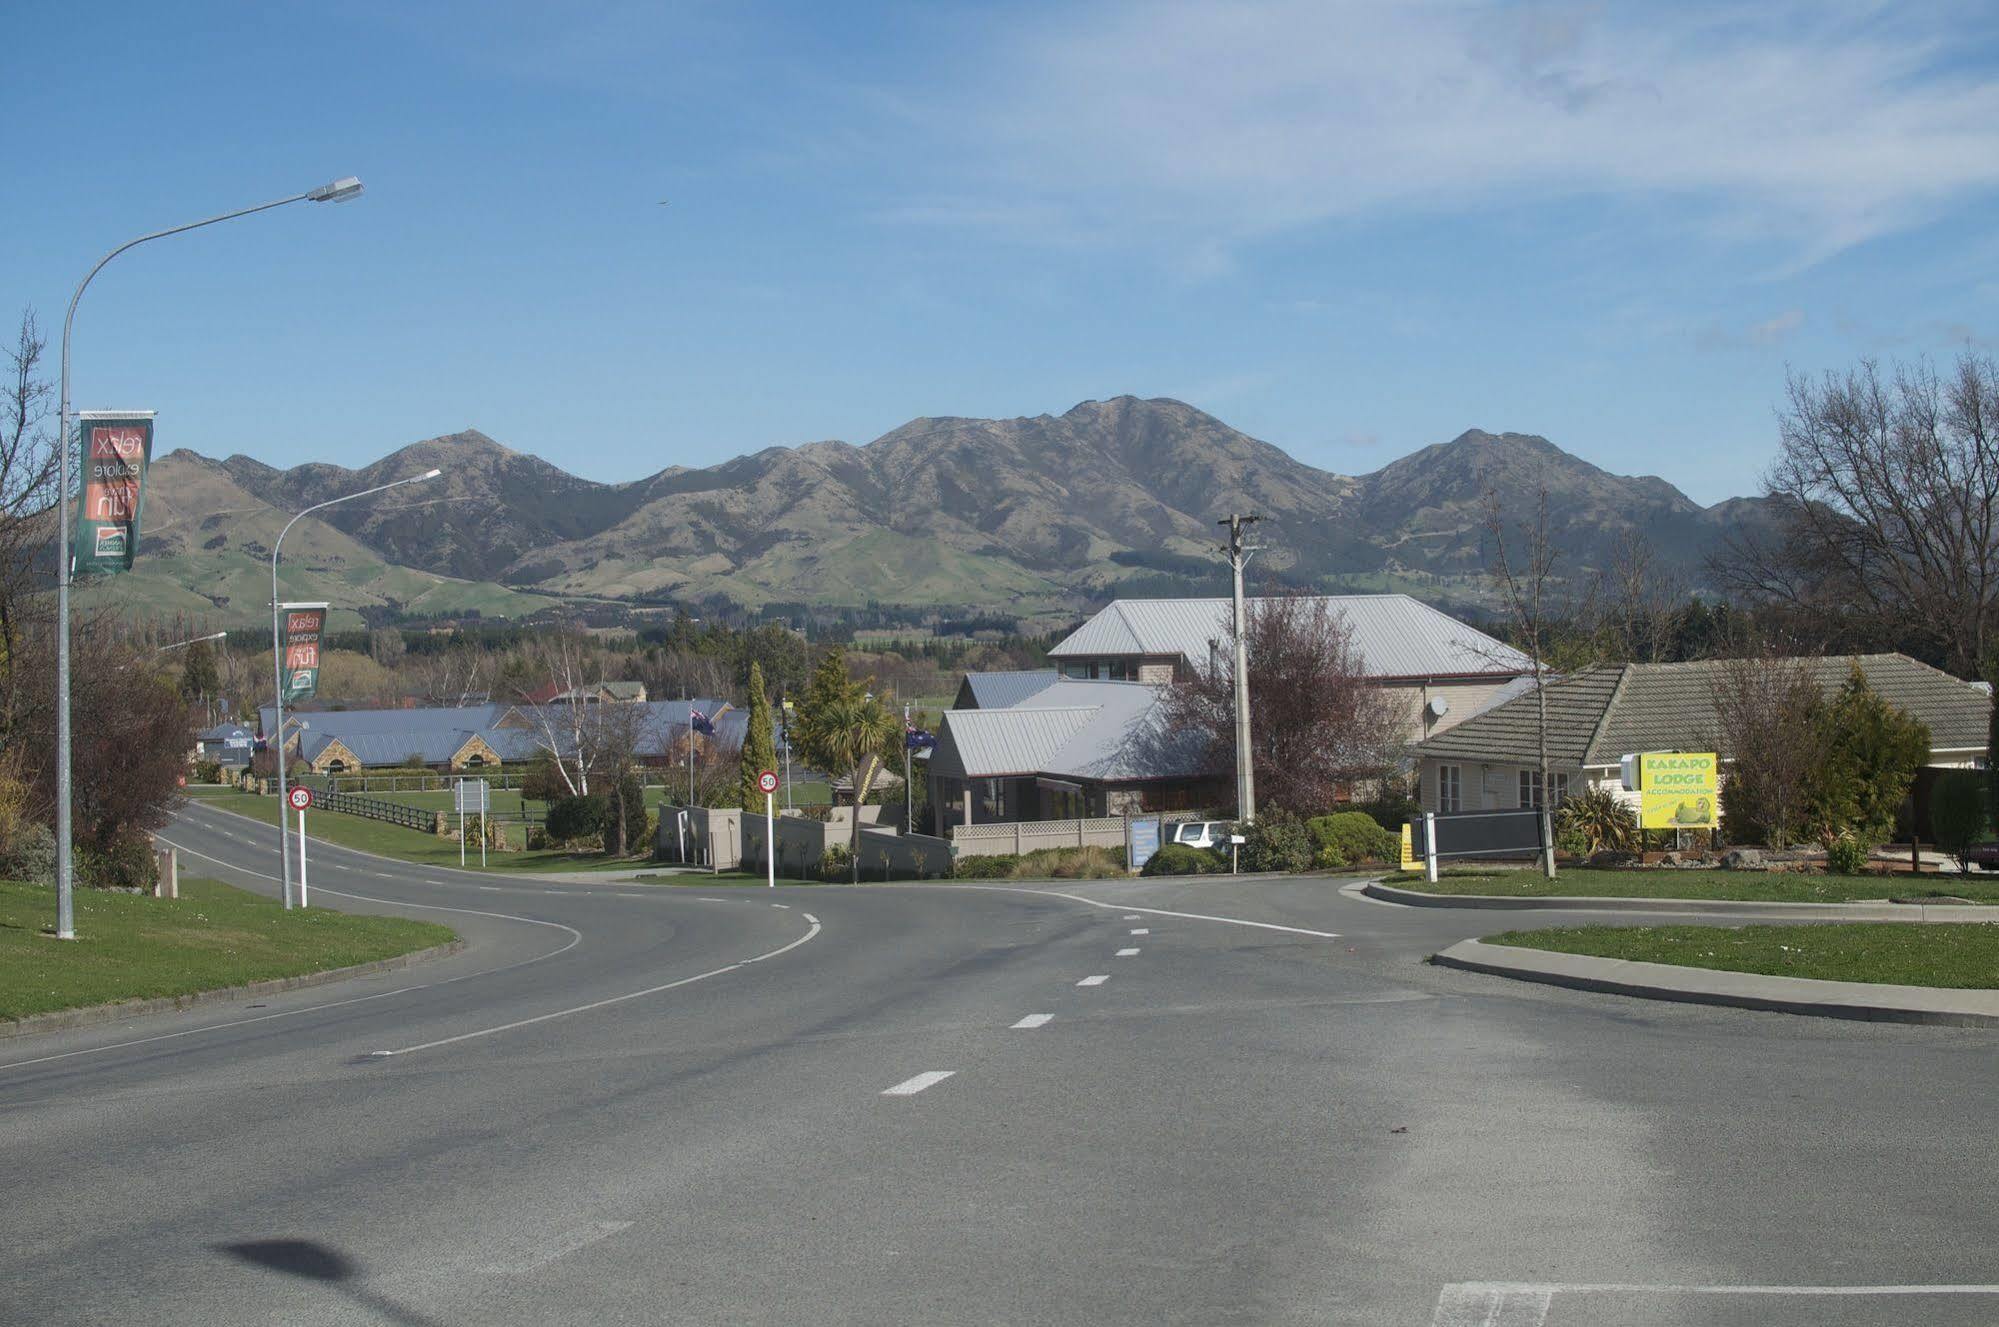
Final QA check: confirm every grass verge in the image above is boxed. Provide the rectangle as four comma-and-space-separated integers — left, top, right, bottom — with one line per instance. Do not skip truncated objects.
190, 793, 659, 874
1487, 922, 1999, 989
1378, 866, 1999, 904
0, 876, 454, 1022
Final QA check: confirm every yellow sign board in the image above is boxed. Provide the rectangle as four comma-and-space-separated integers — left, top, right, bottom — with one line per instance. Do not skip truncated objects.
1400, 823, 1418, 870
1638, 752, 1718, 829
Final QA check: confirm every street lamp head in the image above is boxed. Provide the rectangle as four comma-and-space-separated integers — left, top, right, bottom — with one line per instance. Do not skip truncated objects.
421, 468, 441, 480
306, 177, 364, 203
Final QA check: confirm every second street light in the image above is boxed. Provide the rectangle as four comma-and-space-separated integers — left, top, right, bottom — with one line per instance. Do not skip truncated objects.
269, 468, 441, 909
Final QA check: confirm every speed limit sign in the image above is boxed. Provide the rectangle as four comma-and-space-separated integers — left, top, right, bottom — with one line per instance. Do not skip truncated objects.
288, 786, 313, 811
757, 770, 778, 795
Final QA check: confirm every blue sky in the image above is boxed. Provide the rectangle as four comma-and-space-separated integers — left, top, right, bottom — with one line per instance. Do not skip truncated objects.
7, 1, 1996, 504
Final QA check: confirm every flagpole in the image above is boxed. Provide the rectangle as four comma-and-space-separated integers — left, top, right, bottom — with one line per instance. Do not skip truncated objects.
904, 701, 912, 834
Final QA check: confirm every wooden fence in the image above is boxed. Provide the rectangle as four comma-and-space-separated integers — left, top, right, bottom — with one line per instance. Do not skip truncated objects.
314, 789, 442, 834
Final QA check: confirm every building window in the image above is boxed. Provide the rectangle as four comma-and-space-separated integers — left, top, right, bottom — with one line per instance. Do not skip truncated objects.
1106, 659, 1136, 682
1438, 764, 1462, 813
1518, 769, 1570, 808
979, 778, 1009, 819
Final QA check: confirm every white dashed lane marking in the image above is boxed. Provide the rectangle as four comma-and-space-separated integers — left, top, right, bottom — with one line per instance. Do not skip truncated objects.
1116, 948, 1140, 957
882, 1071, 955, 1097
1130, 927, 1149, 935
1076, 975, 1109, 987
1012, 1014, 1053, 1029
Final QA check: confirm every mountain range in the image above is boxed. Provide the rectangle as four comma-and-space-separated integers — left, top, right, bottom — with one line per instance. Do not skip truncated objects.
109, 397, 1774, 628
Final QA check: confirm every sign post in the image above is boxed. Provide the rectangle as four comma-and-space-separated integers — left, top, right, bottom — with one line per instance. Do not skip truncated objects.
1623, 752, 1719, 831
272, 601, 327, 910
455, 778, 490, 867
1126, 815, 1161, 873
758, 769, 779, 887
287, 785, 313, 906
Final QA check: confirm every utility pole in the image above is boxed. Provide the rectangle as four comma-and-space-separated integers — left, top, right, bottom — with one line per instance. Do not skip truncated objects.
903, 700, 913, 834
1220, 514, 1260, 825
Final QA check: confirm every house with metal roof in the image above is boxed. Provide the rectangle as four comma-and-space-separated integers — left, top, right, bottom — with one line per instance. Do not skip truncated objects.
927, 679, 1218, 827
952, 670, 1060, 710
1410, 654, 1991, 825
259, 698, 738, 774
195, 722, 257, 766
1047, 594, 1531, 745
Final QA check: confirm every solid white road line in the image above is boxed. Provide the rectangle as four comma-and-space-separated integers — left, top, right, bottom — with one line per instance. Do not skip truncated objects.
373, 912, 823, 1057
881, 1070, 955, 1096
1116, 947, 1141, 956
1076, 975, 1109, 987
1431, 1282, 1999, 1327
955, 886, 1339, 940
1130, 927, 1149, 935
5, 837, 587, 1075
480, 1220, 632, 1275
1011, 1014, 1054, 1029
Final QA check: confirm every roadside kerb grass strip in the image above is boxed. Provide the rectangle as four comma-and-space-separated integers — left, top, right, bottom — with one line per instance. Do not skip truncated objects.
1435, 924, 1999, 1026
0, 876, 455, 1027
1369, 866, 1999, 908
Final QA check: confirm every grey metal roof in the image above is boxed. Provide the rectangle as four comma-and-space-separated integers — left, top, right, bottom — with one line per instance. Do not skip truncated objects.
276, 698, 738, 767
954, 670, 1060, 710
931, 680, 1206, 782
1415, 653, 1992, 768
1048, 595, 1528, 679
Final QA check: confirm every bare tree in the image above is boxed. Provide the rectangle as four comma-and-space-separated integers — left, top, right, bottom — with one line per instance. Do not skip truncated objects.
409, 645, 486, 707
1482, 487, 1566, 817
1598, 529, 1687, 664
1709, 652, 1824, 849
516, 637, 643, 798
1713, 352, 1999, 676
1159, 596, 1405, 816
0, 311, 59, 737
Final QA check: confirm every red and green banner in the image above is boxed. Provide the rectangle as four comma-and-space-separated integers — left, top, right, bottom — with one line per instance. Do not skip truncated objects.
72, 412, 155, 575
280, 603, 328, 704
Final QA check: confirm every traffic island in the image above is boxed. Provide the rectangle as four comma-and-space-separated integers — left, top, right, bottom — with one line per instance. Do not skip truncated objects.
0, 876, 456, 1034
1367, 867, 1999, 914
1435, 923, 1999, 1027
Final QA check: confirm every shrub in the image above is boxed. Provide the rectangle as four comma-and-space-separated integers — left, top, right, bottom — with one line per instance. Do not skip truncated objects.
192, 760, 223, 785
1555, 786, 1639, 856
953, 852, 1020, 879
1305, 811, 1398, 865
818, 844, 853, 880
1313, 842, 1350, 872
1240, 808, 1313, 874
526, 826, 550, 851
0, 822, 56, 885
1825, 831, 1870, 876
1141, 843, 1225, 876
1013, 846, 1125, 879
78, 834, 158, 891
544, 793, 608, 845
1932, 769, 1988, 871
1351, 780, 1419, 832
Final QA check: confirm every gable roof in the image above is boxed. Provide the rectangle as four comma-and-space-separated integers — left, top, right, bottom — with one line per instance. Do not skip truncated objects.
1415, 654, 1992, 768
267, 698, 736, 767
954, 670, 1060, 710
930, 680, 1205, 783
1048, 595, 1528, 679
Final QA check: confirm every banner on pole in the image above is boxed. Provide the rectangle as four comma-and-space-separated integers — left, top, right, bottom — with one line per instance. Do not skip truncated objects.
280, 603, 329, 704
72, 412, 155, 574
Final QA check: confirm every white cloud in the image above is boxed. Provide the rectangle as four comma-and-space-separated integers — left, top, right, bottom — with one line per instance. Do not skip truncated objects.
1748, 309, 1806, 344
915, 1, 1999, 264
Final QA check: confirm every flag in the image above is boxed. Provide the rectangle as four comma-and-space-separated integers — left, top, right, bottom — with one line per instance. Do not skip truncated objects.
690, 707, 715, 736
73, 412, 155, 574
905, 726, 937, 752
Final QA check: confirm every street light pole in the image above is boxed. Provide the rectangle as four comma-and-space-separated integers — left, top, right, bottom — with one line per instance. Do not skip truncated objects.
270, 468, 439, 909
1220, 514, 1261, 825
51, 176, 364, 940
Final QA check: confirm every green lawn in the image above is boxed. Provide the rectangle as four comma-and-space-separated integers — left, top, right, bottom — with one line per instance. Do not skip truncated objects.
194, 793, 663, 874
0, 876, 454, 1022
1380, 867, 1999, 905
1487, 922, 1999, 989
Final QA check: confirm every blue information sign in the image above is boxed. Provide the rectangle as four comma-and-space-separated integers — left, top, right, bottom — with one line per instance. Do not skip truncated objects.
1127, 815, 1162, 871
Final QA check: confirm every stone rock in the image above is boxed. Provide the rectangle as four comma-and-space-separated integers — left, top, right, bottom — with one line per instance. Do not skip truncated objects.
1721, 847, 1764, 870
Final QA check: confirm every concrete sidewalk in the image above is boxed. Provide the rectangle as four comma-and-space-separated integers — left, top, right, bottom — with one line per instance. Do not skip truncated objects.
1434, 938, 1999, 1027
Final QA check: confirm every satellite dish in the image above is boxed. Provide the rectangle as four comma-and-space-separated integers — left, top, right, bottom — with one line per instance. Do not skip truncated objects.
1425, 696, 1450, 720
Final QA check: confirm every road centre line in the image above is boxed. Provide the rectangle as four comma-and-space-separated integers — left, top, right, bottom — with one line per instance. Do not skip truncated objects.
1077, 975, 1109, 987
881, 1070, 955, 1096
1130, 928, 1149, 935
1012, 1014, 1054, 1028
1116, 948, 1141, 956
372, 912, 822, 1057
480, 1220, 632, 1275
952, 886, 1340, 940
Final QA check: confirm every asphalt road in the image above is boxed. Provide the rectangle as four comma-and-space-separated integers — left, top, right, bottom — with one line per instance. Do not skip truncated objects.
4, 803, 1998, 1325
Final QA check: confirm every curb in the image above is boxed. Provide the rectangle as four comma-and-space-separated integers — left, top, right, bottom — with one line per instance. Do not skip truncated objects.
0, 939, 465, 1042
1431, 938, 1999, 1027
1363, 879, 1999, 920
